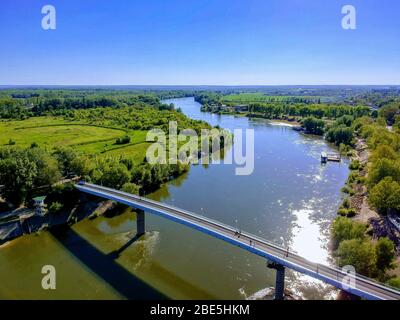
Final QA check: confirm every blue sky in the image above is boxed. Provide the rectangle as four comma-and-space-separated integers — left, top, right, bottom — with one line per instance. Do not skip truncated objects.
0, 0, 399, 85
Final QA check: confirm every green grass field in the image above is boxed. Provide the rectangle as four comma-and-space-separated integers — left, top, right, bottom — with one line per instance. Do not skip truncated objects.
0, 117, 151, 164
222, 93, 323, 103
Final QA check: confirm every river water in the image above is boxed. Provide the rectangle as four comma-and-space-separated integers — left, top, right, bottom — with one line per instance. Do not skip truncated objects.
0, 97, 349, 299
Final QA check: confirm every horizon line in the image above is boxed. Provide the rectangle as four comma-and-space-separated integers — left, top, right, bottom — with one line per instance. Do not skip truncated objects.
1, 84, 400, 88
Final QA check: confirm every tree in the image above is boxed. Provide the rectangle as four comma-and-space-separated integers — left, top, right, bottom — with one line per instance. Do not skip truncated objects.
0, 152, 37, 205
53, 147, 78, 176
336, 239, 376, 277
121, 182, 140, 195
375, 237, 396, 275
367, 158, 400, 188
370, 144, 399, 162
301, 117, 325, 135
325, 125, 353, 146
368, 177, 400, 213
331, 217, 366, 249
70, 155, 93, 177
101, 163, 131, 189
379, 103, 399, 125
28, 148, 61, 186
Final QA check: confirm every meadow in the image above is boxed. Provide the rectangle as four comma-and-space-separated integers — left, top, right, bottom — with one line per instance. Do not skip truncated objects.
0, 117, 150, 163
222, 93, 324, 103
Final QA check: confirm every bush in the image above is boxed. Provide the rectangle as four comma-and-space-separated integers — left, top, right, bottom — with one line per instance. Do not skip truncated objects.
341, 186, 351, 194
48, 201, 63, 214
387, 277, 400, 289
375, 237, 396, 274
346, 208, 357, 218
332, 216, 366, 249
336, 239, 377, 277
342, 197, 350, 209
116, 135, 131, 145
349, 160, 360, 171
337, 208, 357, 217
121, 182, 140, 195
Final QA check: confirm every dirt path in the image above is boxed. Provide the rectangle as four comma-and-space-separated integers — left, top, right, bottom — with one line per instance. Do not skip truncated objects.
352, 138, 379, 223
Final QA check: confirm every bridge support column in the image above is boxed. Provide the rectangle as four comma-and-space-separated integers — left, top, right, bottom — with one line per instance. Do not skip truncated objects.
136, 209, 145, 236
267, 262, 285, 300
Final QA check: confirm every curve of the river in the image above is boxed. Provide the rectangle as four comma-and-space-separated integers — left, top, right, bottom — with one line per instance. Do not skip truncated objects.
0, 97, 349, 300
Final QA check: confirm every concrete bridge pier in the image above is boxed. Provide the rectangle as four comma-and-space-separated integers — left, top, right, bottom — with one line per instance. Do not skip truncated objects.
136, 209, 145, 236
267, 261, 286, 300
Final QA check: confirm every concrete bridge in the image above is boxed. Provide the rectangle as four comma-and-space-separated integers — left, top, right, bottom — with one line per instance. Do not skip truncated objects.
75, 182, 400, 300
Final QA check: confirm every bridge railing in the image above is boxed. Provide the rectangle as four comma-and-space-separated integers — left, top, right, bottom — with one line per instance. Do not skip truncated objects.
78, 182, 400, 296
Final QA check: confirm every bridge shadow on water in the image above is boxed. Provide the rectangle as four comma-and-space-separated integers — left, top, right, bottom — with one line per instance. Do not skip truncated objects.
50, 225, 167, 300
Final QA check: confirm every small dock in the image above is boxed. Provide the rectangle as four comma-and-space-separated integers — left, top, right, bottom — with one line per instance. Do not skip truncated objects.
321, 152, 341, 163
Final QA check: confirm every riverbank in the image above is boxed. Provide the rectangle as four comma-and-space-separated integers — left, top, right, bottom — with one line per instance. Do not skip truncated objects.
334, 133, 400, 286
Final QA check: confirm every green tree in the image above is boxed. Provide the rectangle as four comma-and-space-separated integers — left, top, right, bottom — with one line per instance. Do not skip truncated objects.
53, 147, 78, 176
70, 155, 93, 177
379, 103, 399, 125
121, 182, 140, 195
387, 277, 400, 289
367, 158, 400, 188
0, 153, 37, 205
368, 177, 400, 213
28, 149, 61, 186
375, 237, 396, 275
370, 144, 399, 162
301, 117, 325, 135
325, 125, 353, 146
331, 217, 366, 250
336, 239, 377, 277
101, 163, 131, 189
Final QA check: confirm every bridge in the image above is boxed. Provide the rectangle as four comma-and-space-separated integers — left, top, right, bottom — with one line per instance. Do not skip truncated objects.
75, 182, 400, 300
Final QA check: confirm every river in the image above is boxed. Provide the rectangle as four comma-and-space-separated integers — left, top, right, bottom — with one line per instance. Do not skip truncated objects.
0, 97, 349, 300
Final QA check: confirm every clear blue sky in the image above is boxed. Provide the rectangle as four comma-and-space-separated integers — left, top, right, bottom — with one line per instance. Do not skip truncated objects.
1, 0, 399, 85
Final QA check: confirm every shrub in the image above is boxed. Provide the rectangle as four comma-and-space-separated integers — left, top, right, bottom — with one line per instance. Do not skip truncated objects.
346, 208, 357, 218
332, 216, 366, 249
48, 201, 63, 214
387, 277, 400, 289
116, 135, 131, 145
337, 208, 348, 216
341, 186, 351, 194
336, 239, 377, 277
349, 160, 360, 171
342, 197, 350, 209
375, 237, 396, 273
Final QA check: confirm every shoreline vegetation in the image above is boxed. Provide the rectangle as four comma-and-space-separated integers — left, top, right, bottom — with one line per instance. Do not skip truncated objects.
0, 88, 400, 296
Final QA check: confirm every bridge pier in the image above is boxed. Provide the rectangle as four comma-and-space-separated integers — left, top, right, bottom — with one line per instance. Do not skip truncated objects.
136, 209, 145, 236
267, 261, 285, 300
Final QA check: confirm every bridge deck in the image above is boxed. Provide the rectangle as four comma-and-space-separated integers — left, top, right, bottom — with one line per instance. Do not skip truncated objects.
76, 183, 400, 300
